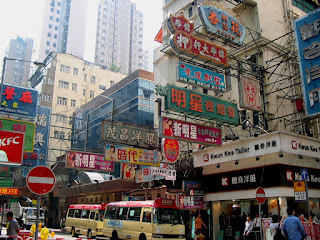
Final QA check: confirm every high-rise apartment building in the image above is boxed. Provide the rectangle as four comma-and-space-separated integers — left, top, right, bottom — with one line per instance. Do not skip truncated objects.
38, 0, 88, 62
4, 36, 33, 87
94, 0, 144, 75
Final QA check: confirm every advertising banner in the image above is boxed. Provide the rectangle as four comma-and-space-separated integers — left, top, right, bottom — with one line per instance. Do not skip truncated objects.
162, 117, 222, 145
0, 118, 35, 152
0, 84, 38, 118
177, 62, 226, 91
105, 144, 160, 166
0, 130, 24, 165
239, 75, 261, 111
164, 85, 239, 125
102, 121, 158, 148
198, 2, 246, 45
122, 163, 136, 180
294, 8, 320, 117
66, 150, 114, 172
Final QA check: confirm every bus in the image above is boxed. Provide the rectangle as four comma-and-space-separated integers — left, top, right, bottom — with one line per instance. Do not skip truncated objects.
102, 198, 185, 240
65, 203, 106, 238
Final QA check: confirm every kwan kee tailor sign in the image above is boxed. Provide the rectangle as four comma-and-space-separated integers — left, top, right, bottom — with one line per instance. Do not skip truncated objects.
194, 131, 320, 167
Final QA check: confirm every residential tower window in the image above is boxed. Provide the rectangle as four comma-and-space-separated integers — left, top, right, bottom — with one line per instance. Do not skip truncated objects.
72, 83, 77, 91
73, 67, 78, 75
59, 80, 69, 89
71, 99, 76, 107
57, 97, 67, 105
91, 76, 96, 83
90, 91, 95, 98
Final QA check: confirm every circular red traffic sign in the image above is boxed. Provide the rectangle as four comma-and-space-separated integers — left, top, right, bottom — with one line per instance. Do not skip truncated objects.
27, 166, 56, 195
256, 187, 266, 204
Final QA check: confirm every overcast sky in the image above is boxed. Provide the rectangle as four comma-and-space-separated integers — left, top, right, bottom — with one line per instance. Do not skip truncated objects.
0, 0, 163, 63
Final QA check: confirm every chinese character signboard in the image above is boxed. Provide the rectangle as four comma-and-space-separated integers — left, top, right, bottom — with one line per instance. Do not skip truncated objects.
294, 181, 307, 201
66, 150, 114, 172
151, 166, 176, 180
179, 195, 203, 209
163, 138, 180, 163
0, 178, 13, 187
105, 144, 160, 167
1, 84, 38, 118
34, 106, 51, 166
162, 117, 222, 145
0, 118, 35, 152
102, 121, 158, 148
0, 130, 24, 165
177, 62, 226, 91
167, 13, 228, 66
164, 85, 239, 125
294, 8, 320, 117
0, 187, 19, 196
198, 2, 246, 45
23, 150, 39, 168
136, 165, 165, 183
239, 75, 261, 111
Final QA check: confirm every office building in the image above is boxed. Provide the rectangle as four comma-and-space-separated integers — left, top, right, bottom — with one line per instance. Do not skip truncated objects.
94, 0, 144, 75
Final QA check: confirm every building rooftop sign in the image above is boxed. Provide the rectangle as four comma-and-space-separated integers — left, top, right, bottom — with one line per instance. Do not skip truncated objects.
167, 13, 228, 66
198, 1, 246, 45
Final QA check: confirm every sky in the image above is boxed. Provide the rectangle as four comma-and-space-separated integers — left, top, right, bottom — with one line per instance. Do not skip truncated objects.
0, 0, 163, 63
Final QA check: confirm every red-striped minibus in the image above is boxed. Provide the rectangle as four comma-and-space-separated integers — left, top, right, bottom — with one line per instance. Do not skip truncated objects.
65, 203, 106, 238
102, 198, 185, 240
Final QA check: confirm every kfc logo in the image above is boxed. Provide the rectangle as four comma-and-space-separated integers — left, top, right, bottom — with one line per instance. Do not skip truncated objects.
221, 177, 229, 187
291, 141, 298, 150
203, 154, 209, 162
286, 170, 293, 182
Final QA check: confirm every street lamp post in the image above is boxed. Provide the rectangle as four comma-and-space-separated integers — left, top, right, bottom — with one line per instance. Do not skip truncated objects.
0, 56, 46, 109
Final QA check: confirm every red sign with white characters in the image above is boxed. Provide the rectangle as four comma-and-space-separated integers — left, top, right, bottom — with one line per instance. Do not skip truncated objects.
167, 13, 228, 66
163, 138, 180, 163
0, 130, 25, 165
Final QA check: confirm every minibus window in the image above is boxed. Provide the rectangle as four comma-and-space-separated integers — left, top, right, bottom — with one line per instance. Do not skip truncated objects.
68, 209, 75, 218
96, 210, 105, 220
153, 208, 183, 225
127, 207, 141, 221
75, 209, 82, 218
90, 211, 95, 220
105, 206, 117, 219
116, 207, 128, 220
142, 211, 151, 223
82, 210, 90, 219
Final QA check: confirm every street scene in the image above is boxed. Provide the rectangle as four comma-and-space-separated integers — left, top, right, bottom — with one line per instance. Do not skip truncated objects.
0, 0, 320, 240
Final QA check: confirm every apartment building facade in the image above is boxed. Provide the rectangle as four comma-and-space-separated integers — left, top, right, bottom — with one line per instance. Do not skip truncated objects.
38, 0, 88, 62
29, 52, 126, 165
94, 0, 144, 75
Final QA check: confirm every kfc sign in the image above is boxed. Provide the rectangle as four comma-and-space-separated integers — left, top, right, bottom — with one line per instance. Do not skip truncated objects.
0, 130, 24, 165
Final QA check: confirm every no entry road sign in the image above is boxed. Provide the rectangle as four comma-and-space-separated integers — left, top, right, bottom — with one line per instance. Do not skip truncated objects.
256, 187, 266, 204
27, 166, 56, 195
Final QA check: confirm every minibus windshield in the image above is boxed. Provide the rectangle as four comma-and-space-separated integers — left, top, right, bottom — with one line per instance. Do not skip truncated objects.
153, 208, 183, 225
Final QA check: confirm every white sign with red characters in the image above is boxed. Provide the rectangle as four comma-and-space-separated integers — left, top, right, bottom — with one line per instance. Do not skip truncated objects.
0, 130, 25, 165
239, 75, 261, 111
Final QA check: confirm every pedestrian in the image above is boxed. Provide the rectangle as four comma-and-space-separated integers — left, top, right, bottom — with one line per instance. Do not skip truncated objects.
270, 215, 286, 240
195, 214, 207, 237
283, 207, 308, 240
253, 213, 261, 240
243, 216, 253, 240
6, 211, 20, 240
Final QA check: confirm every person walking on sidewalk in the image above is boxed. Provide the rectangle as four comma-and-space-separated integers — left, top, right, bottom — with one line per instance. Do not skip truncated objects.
6, 211, 19, 240
283, 207, 307, 240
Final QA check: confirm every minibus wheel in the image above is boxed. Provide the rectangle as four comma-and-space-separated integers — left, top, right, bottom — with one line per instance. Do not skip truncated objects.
139, 234, 146, 240
88, 229, 95, 239
71, 228, 79, 237
111, 231, 119, 240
